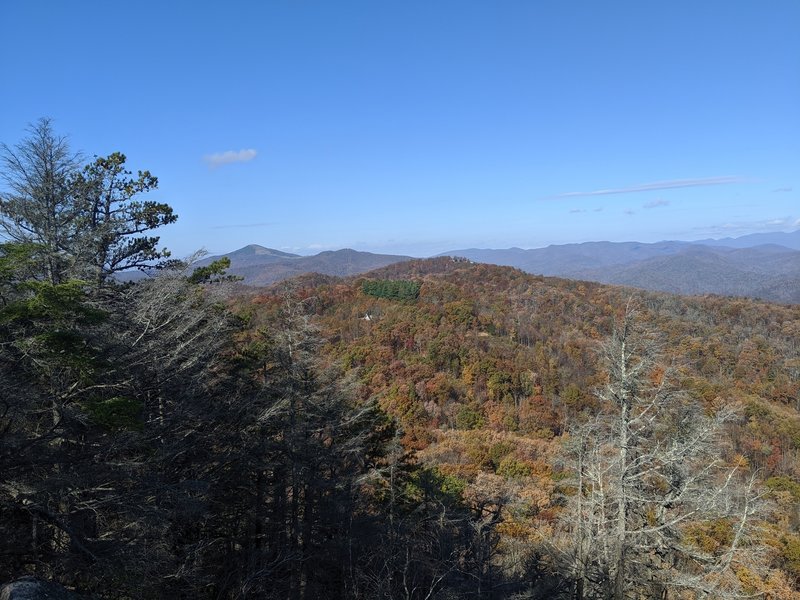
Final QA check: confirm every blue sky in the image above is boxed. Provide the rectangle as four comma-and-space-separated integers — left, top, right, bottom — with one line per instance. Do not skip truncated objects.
1, 1, 798, 257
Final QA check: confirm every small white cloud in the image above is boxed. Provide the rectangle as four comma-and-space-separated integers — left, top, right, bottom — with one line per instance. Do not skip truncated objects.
643, 199, 670, 209
773, 187, 792, 193
204, 149, 257, 168
570, 208, 587, 213
624, 209, 636, 215
594, 207, 604, 212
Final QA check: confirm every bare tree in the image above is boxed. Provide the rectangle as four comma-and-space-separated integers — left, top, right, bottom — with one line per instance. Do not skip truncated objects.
557, 306, 765, 599
0, 119, 81, 283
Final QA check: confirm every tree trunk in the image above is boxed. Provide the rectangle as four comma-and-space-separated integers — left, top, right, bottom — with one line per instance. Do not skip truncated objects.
613, 343, 630, 600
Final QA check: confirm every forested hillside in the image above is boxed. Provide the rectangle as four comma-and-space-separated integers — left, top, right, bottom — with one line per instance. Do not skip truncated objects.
243, 257, 800, 598
3, 122, 800, 598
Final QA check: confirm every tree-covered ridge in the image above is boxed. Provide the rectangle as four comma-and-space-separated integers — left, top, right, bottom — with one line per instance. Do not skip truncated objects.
286, 259, 800, 596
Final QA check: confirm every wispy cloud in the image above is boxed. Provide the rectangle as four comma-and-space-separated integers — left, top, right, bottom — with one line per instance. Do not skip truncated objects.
643, 199, 670, 209
773, 187, 793, 193
551, 176, 747, 199
570, 208, 587, 214
204, 149, 257, 168
210, 222, 273, 230
693, 216, 796, 236
624, 209, 636, 216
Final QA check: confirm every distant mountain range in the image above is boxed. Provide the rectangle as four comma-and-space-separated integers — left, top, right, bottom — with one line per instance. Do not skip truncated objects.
441, 231, 800, 304
194, 245, 412, 286
185, 230, 799, 303
570, 244, 800, 303
693, 230, 800, 250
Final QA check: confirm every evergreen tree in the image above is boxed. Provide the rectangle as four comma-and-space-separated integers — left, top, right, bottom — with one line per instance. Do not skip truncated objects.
70, 152, 176, 283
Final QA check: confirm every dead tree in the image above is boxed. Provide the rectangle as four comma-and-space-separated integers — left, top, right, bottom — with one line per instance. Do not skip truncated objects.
558, 306, 764, 599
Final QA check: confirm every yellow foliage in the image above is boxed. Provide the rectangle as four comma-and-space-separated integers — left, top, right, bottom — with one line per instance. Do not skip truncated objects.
736, 566, 762, 595
684, 519, 733, 555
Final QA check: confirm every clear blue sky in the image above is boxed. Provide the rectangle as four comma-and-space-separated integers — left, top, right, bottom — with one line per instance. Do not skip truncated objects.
1, 1, 798, 257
